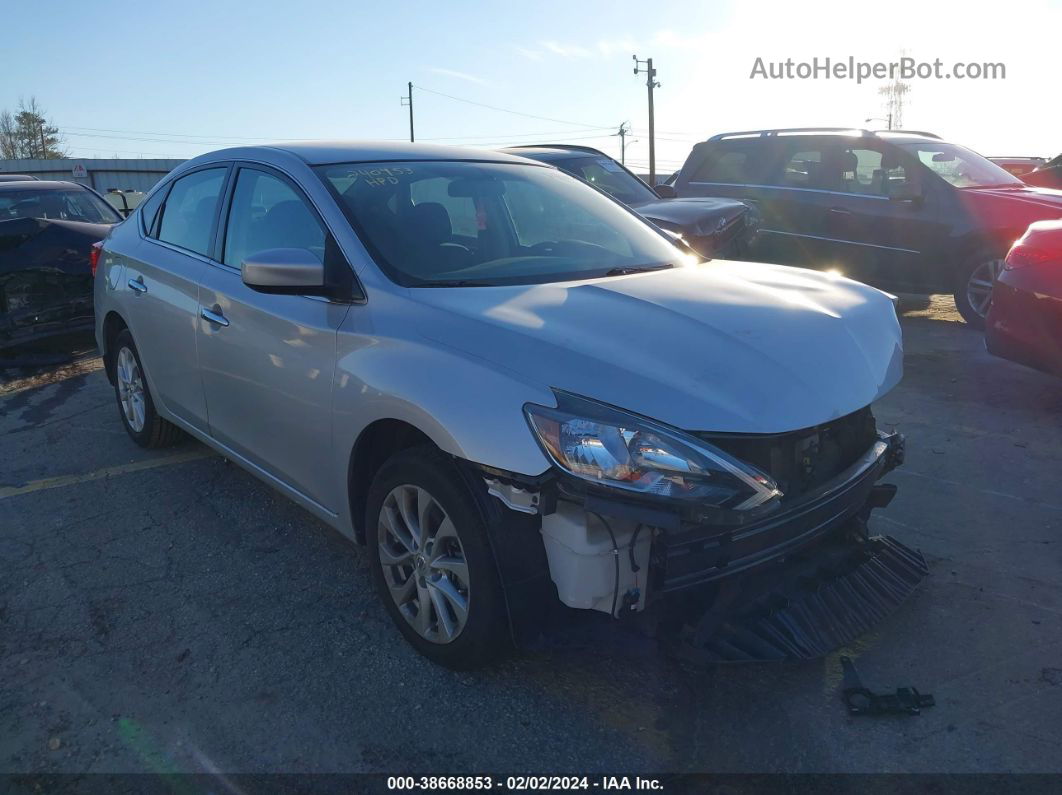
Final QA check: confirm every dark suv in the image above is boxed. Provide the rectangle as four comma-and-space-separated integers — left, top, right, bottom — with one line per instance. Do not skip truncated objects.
672, 128, 1062, 326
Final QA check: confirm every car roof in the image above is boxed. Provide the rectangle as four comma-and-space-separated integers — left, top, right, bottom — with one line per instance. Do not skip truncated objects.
0, 180, 88, 191
707, 128, 943, 145
502, 145, 608, 161
184, 141, 541, 168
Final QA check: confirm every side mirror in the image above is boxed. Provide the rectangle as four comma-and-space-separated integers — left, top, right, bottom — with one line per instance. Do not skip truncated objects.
242, 248, 326, 294
888, 182, 923, 202
654, 184, 677, 199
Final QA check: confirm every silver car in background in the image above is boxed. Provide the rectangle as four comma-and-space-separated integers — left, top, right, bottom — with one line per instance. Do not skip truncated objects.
95, 142, 919, 668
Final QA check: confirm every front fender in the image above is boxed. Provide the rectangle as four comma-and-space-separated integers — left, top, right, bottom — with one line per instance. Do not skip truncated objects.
330, 319, 556, 530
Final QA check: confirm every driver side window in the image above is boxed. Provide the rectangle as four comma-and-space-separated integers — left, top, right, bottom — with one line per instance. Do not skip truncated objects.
223, 168, 325, 269
842, 147, 912, 196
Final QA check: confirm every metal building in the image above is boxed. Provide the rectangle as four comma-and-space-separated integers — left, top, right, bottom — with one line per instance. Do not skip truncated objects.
0, 158, 185, 193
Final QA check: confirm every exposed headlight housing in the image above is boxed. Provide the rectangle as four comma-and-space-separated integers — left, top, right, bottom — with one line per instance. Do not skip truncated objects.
524, 391, 782, 511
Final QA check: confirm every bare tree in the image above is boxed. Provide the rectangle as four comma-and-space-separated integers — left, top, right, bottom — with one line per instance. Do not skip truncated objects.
0, 110, 18, 159
0, 97, 67, 159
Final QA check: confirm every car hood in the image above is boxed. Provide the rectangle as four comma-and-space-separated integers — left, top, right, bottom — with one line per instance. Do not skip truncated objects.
632, 197, 749, 236
960, 185, 1062, 216
409, 261, 903, 434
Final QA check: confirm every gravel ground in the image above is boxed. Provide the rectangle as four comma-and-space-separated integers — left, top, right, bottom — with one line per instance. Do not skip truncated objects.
1, 300, 1060, 775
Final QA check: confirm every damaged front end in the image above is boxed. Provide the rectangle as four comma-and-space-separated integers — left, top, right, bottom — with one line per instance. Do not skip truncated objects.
481, 394, 926, 662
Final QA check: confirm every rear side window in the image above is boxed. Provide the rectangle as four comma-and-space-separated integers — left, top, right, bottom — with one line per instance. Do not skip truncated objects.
691, 142, 766, 185
223, 168, 326, 269
139, 185, 168, 237
780, 150, 825, 188
156, 168, 227, 256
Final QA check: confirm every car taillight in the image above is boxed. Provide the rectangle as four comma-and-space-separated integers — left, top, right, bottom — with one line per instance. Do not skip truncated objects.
1005, 243, 1058, 270
89, 241, 103, 277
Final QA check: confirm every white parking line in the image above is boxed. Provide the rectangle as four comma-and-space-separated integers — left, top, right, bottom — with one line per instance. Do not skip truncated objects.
0, 448, 216, 500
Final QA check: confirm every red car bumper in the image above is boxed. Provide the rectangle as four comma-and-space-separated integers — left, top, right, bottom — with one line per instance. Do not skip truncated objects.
986, 269, 1062, 377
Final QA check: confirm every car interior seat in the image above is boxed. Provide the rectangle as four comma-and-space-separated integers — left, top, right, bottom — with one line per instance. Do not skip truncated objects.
402, 202, 472, 277
256, 200, 324, 259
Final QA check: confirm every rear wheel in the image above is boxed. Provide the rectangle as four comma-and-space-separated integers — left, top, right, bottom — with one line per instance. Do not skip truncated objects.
954, 254, 1005, 329
110, 330, 183, 448
365, 446, 506, 668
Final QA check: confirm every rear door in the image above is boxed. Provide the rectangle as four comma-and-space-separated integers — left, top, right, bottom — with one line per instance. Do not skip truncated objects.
121, 165, 230, 431
675, 138, 794, 263
752, 137, 845, 267
196, 163, 351, 512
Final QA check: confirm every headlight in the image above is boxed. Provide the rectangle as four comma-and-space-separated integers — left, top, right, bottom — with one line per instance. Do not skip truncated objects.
524, 391, 782, 510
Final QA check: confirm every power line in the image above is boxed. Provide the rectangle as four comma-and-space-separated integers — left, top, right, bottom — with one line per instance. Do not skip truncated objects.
59, 125, 618, 149
412, 84, 611, 128
63, 144, 189, 158
422, 126, 613, 140
60, 124, 314, 142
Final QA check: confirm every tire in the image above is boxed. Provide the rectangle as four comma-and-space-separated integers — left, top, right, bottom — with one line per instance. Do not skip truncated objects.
954, 253, 1005, 329
365, 445, 507, 669
110, 329, 183, 448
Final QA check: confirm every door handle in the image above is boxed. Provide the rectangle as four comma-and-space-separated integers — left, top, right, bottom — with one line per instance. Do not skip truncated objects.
200, 307, 229, 327
127, 277, 147, 294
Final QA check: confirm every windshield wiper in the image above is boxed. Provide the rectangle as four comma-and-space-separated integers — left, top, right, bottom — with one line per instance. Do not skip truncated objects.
416, 279, 495, 288
603, 263, 675, 277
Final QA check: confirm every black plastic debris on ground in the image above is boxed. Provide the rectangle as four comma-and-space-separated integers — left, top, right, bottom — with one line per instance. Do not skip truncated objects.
680, 535, 929, 662
841, 655, 935, 716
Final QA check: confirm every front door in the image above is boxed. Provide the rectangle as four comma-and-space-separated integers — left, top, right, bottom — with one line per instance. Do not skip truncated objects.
196, 165, 350, 512
818, 142, 940, 289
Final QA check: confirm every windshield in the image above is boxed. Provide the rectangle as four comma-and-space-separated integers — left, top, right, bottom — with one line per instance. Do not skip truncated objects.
897, 142, 1023, 188
316, 161, 685, 287
0, 187, 121, 223
552, 155, 658, 206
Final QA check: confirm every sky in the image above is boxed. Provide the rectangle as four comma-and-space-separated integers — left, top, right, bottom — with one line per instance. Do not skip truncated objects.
3, 0, 1060, 174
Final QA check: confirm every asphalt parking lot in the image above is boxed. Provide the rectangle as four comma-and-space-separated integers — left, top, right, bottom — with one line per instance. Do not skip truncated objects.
2, 296, 1060, 776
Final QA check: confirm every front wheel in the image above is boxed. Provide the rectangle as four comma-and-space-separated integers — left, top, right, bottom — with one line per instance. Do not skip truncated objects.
954, 255, 1005, 329
365, 446, 507, 668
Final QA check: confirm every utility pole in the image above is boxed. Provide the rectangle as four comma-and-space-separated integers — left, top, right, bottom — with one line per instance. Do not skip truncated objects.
878, 81, 908, 130
400, 82, 414, 142
633, 56, 660, 184
39, 121, 46, 159
613, 121, 631, 165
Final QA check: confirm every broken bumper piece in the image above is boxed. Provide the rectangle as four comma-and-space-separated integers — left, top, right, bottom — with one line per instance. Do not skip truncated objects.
673, 533, 928, 662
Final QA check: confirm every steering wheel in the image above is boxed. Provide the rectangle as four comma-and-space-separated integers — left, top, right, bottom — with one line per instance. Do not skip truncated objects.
526, 240, 608, 258
440, 242, 472, 253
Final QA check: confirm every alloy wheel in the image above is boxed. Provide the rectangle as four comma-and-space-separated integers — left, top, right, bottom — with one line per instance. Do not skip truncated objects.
116, 347, 146, 433
377, 484, 471, 644
965, 258, 1005, 319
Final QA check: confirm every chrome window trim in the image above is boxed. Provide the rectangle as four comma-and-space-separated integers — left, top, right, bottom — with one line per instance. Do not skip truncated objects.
758, 228, 920, 254
687, 181, 894, 201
